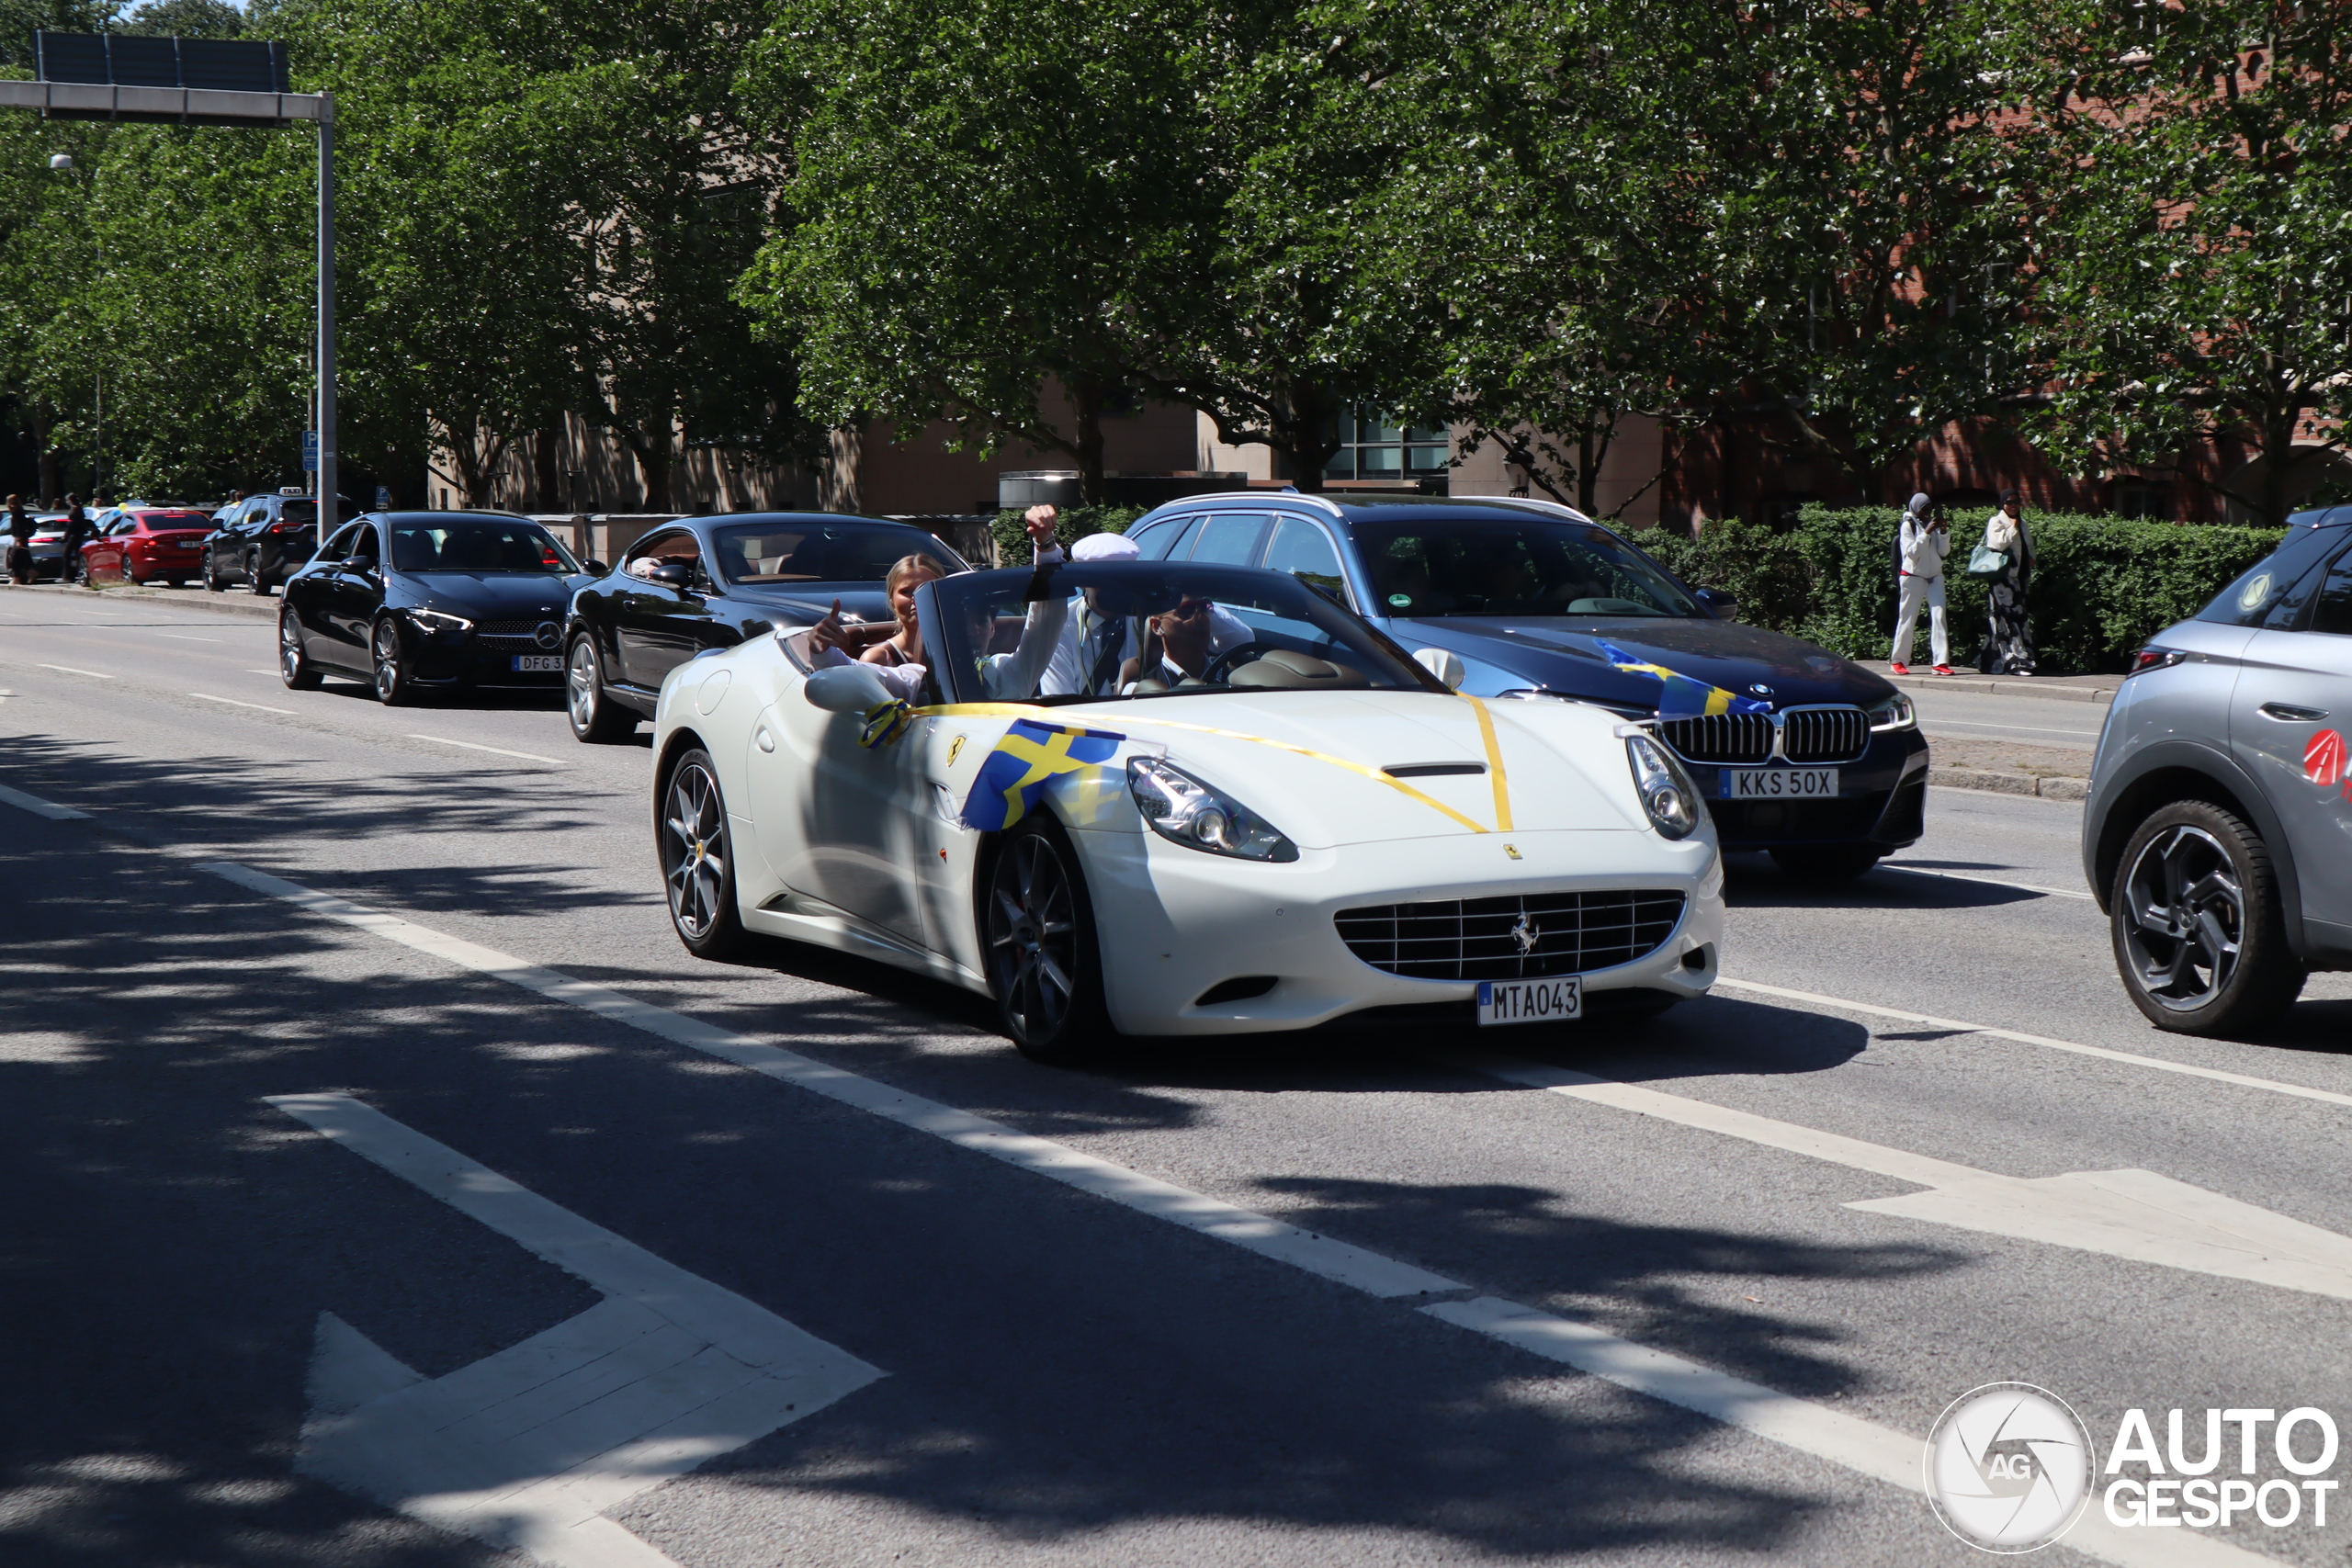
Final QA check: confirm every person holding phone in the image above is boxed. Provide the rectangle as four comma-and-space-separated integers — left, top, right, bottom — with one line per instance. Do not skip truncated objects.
1889, 492, 1952, 675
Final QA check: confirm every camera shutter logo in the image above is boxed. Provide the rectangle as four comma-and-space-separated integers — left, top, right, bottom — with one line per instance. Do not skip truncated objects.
1924, 1383, 2095, 1552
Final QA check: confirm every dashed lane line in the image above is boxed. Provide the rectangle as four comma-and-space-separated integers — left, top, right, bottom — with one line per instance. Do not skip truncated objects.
182, 857, 2264, 1568
189, 692, 296, 715
33, 661, 113, 678
405, 733, 566, 766
1717, 976, 2352, 1111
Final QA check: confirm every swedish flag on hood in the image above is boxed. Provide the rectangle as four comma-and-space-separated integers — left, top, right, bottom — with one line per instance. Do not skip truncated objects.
1596, 639, 1773, 717
961, 718, 1127, 831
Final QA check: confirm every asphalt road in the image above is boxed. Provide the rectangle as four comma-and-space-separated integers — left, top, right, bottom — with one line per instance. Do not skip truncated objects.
7, 585, 2352, 1568
1909, 686, 2107, 753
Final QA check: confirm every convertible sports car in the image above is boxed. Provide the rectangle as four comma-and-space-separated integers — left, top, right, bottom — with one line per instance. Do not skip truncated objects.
650, 558, 1726, 1061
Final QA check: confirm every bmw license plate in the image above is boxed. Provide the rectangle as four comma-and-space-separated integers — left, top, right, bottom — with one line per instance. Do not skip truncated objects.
510, 655, 563, 672
1477, 976, 1581, 1026
1723, 767, 1838, 800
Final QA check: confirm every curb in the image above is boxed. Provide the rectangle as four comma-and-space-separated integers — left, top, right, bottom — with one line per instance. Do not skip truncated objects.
1928, 766, 2087, 801
4, 581, 278, 621
1889, 672, 2115, 704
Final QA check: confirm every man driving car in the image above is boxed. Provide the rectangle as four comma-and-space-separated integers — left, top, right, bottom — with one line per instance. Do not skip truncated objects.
1041, 532, 1251, 696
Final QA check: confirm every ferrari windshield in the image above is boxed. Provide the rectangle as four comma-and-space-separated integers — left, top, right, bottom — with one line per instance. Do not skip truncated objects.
922, 560, 1444, 706
1353, 517, 1703, 618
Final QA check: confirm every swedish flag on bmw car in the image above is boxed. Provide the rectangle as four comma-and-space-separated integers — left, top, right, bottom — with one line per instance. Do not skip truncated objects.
647, 555, 1725, 1063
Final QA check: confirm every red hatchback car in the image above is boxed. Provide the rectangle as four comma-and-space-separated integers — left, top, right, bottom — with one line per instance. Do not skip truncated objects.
80, 509, 217, 587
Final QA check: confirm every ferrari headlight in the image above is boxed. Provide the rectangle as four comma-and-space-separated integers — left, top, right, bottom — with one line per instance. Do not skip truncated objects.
1868, 692, 1916, 731
405, 606, 473, 634
1623, 732, 1701, 840
1127, 758, 1297, 862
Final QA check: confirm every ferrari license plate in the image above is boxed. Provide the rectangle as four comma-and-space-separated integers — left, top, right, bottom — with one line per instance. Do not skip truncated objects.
1723, 767, 1838, 800
1477, 976, 1581, 1026
509, 655, 563, 672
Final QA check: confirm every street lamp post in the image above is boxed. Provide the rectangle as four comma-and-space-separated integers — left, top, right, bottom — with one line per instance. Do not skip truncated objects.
46, 151, 101, 504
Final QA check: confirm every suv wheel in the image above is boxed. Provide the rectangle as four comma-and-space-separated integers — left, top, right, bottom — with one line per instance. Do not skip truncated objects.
2111, 800, 2305, 1036
203, 555, 227, 592
245, 551, 271, 594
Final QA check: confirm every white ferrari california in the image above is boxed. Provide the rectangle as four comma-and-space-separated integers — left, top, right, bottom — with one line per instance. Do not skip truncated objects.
649, 556, 1725, 1061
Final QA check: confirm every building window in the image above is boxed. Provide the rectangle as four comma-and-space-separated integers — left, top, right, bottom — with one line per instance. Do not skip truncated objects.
1325, 411, 1450, 483
2114, 480, 2169, 521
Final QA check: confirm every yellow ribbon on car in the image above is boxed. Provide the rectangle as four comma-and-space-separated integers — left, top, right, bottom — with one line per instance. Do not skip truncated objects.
895, 695, 1517, 835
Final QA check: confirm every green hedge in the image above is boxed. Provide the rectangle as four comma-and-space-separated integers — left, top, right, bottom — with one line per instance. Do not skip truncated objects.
1638, 506, 2285, 673
989, 505, 1147, 566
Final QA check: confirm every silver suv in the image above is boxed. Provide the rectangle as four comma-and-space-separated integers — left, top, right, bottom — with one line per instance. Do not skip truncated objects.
2083, 504, 2352, 1035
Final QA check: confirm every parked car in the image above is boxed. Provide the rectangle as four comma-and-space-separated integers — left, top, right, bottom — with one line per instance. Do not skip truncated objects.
651, 557, 1724, 1060
563, 512, 968, 743
79, 508, 216, 586
24, 513, 69, 580
277, 512, 598, 705
1121, 493, 1928, 878
202, 491, 358, 595
2082, 502, 2352, 1036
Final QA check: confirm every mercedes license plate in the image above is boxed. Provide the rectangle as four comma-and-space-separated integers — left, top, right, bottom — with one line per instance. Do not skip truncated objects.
1723, 767, 1838, 800
1477, 976, 1581, 1026
509, 655, 563, 672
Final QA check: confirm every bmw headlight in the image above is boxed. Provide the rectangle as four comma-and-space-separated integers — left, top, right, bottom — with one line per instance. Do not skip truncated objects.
1868, 692, 1917, 731
406, 607, 474, 634
1127, 758, 1298, 862
1623, 732, 1701, 840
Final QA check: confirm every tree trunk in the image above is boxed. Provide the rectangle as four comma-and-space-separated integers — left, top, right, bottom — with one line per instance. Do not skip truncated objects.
534, 426, 562, 513
1069, 379, 1106, 505
34, 404, 56, 509
2258, 407, 2298, 528
631, 423, 673, 513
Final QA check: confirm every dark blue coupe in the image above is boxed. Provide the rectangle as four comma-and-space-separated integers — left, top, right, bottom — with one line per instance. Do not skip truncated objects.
1122, 493, 1928, 876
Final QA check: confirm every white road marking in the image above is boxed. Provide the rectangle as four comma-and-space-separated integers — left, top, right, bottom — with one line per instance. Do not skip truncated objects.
35, 661, 113, 678
0, 780, 89, 819
406, 734, 566, 766
1464, 1053, 2352, 1303
189, 692, 295, 715
1717, 976, 2352, 1111
158, 633, 223, 643
209, 868, 2270, 1568
274, 1092, 881, 1568
247, 669, 283, 676
1875, 863, 2098, 901
1921, 717, 2098, 737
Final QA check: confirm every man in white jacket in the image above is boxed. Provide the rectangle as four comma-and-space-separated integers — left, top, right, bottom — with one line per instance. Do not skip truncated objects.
1889, 491, 1951, 675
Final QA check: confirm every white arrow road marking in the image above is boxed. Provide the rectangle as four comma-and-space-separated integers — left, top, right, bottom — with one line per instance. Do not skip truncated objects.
1463, 1054, 2352, 1303
1718, 975, 2352, 1111
270, 1092, 884, 1568
0, 843, 2257, 1568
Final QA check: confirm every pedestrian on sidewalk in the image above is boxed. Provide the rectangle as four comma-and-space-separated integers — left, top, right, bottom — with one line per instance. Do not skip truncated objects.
1888, 492, 1951, 675
58, 493, 90, 584
5, 494, 33, 585
1978, 488, 2036, 675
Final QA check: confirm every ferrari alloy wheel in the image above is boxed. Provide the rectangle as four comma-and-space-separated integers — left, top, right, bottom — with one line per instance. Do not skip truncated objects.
371, 618, 414, 706
985, 818, 1109, 1064
566, 636, 635, 743
2112, 800, 2302, 1037
661, 750, 747, 959
278, 607, 322, 691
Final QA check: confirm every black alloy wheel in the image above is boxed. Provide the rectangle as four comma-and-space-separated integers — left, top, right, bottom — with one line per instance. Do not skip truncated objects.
1770, 846, 1883, 882
2111, 799, 2304, 1036
660, 750, 747, 959
984, 818, 1110, 1064
245, 551, 271, 595
278, 607, 322, 690
370, 617, 415, 706
566, 636, 635, 743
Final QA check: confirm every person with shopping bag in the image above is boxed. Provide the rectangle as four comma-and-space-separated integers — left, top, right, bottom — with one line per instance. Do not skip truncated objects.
1888, 492, 1951, 675
1970, 489, 2035, 675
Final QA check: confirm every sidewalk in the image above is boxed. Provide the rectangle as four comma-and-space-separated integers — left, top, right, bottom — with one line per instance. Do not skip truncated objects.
2, 579, 278, 619
1888, 668, 2116, 705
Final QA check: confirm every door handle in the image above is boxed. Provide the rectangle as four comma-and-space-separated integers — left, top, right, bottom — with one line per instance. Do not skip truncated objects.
2259, 703, 2329, 722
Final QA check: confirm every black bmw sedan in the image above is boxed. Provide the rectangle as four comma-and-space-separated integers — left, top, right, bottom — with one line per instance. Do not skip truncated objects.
562, 512, 967, 741
277, 512, 598, 705
1123, 492, 1930, 878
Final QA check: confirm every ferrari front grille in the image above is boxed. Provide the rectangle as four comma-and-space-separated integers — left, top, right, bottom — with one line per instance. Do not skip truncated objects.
1334, 890, 1687, 981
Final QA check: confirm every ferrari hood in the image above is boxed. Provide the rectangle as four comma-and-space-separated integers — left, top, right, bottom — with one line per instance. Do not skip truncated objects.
1394, 615, 1895, 710
1039, 689, 1646, 849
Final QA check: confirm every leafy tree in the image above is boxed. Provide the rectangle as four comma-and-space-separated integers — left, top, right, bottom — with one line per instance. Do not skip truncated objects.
2010, 0, 2352, 526
118, 0, 242, 37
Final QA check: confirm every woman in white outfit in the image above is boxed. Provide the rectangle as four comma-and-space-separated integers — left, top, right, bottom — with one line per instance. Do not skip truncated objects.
1888, 491, 1951, 675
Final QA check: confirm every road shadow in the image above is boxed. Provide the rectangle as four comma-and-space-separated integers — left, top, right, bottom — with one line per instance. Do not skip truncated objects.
1722, 853, 2043, 911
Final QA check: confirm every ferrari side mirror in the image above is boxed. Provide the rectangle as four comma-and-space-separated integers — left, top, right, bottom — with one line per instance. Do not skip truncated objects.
804, 663, 894, 713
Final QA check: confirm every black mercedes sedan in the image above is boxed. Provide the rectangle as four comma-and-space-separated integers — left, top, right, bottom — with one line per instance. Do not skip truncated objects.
277, 512, 598, 705
562, 512, 967, 741
1123, 492, 1929, 878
